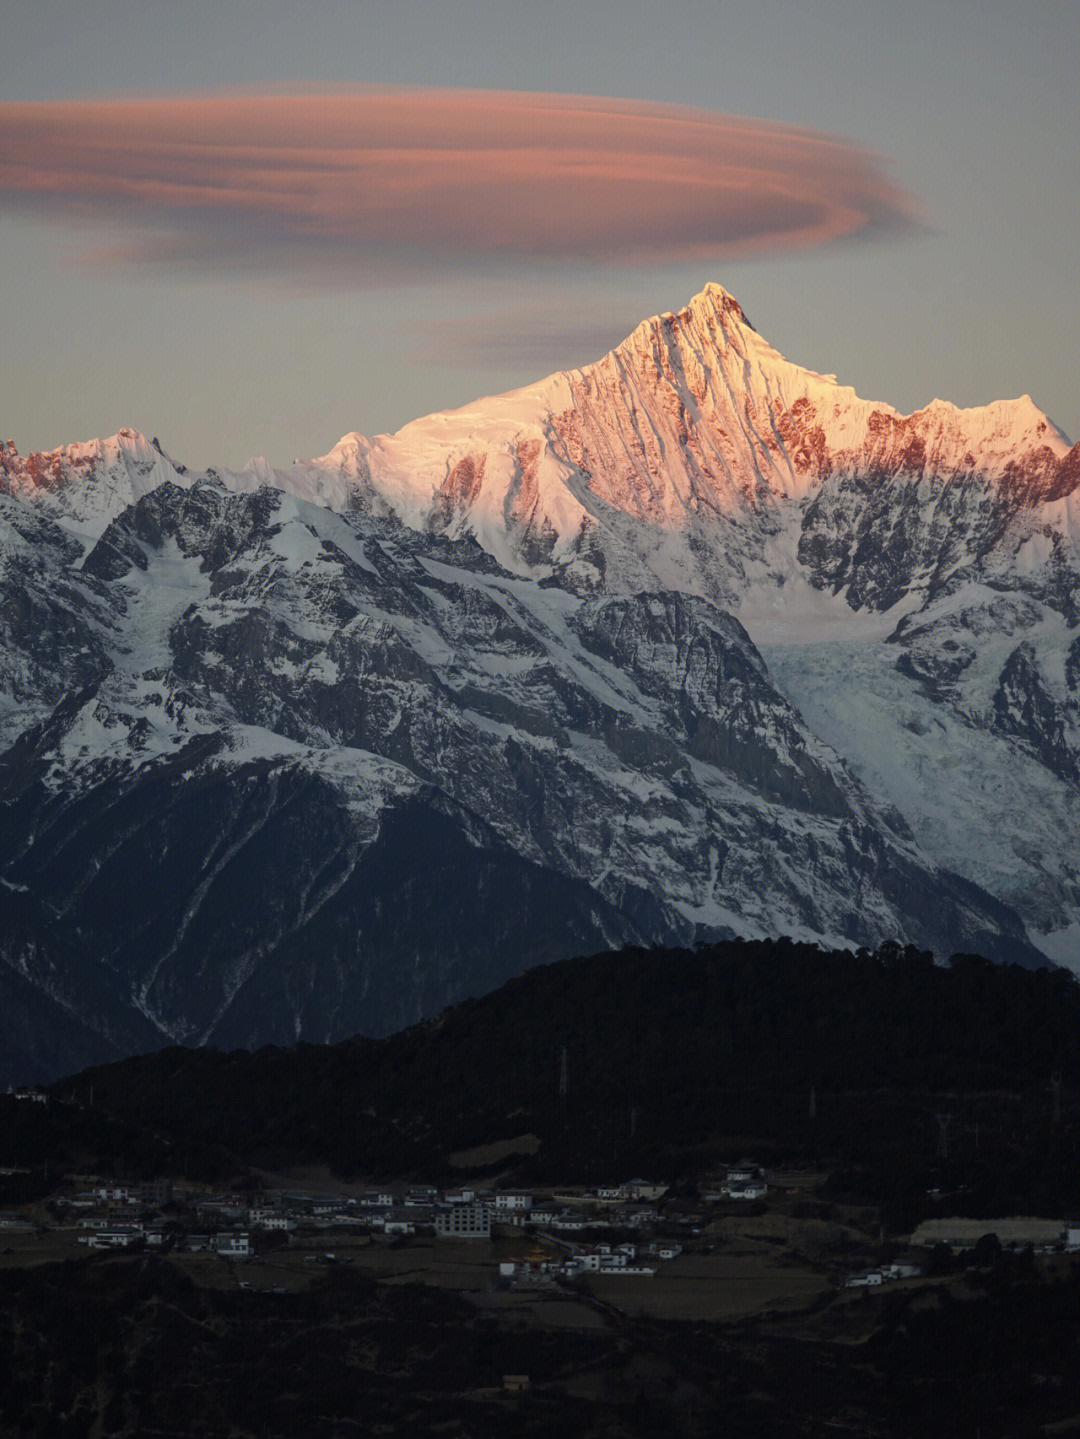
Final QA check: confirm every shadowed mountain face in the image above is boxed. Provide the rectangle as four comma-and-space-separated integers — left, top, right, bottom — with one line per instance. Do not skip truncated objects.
0, 478, 1044, 1084
1, 284, 1076, 1081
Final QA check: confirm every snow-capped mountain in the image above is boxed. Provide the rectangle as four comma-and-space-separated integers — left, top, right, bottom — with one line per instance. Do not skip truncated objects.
1, 283, 1076, 1081
9, 285, 1075, 603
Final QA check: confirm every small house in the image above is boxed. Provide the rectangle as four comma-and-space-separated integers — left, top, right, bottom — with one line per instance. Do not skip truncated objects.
623, 1180, 668, 1201
493, 1191, 533, 1212
212, 1231, 251, 1259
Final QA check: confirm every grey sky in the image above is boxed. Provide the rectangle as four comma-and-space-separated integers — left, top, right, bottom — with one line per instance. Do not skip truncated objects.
0, 0, 1075, 468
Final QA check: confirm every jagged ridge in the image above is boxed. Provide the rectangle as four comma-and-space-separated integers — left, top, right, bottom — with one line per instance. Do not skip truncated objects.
1, 282, 1077, 1072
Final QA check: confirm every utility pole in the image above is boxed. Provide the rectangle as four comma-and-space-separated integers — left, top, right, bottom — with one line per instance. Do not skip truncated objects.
935, 1112, 952, 1160
559, 1046, 569, 1100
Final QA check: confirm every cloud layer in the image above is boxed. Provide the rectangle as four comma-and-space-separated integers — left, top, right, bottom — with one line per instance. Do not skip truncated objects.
0, 89, 918, 282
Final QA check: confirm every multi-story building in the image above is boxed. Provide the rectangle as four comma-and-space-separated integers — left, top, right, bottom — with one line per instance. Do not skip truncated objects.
434, 1202, 491, 1239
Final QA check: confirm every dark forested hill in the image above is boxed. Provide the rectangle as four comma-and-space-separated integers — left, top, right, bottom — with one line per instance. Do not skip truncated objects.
8, 939, 1076, 1221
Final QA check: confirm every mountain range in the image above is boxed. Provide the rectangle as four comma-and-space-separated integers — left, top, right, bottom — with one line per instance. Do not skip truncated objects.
1, 283, 1076, 1084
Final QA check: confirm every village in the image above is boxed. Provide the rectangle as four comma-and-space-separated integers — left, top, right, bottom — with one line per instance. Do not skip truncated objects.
5, 1149, 1080, 1313
3, 1170, 698, 1270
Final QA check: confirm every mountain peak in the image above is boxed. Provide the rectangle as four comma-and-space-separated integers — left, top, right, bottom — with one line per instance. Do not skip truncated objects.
687, 280, 754, 328
5, 287, 1077, 566
618, 281, 757, 363
0, 426, 191, 543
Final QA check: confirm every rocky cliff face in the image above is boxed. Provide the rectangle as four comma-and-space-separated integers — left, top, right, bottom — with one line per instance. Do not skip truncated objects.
1, 283, 1076, 1081
3, 479, 1041, 1083
301, 284, 1078, 613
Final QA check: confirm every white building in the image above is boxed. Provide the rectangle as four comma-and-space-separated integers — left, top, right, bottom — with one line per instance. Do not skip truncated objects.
881, 1262, 922, 1279
720, 1160, 767, 1199
580, 1246, 628, 1271
94, 1186, 135, 1206
434, 1203, 491, 1239
725, 1180, 768, 1200
88, 1226, 143, 1249
493, 1192, 533, 1212
625, 1208, 659, 1227
548, 1214, 588, 1232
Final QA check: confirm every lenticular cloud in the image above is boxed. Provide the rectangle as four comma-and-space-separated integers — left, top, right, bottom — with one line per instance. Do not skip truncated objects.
0, 89, 918, 282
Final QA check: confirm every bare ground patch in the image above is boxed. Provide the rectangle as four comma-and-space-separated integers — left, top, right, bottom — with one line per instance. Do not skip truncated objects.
447, 1134, 540, 1167
588, 1252, 830, 1321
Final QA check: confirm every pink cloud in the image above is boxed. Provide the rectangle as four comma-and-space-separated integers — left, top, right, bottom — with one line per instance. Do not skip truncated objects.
0, 89, 919, 281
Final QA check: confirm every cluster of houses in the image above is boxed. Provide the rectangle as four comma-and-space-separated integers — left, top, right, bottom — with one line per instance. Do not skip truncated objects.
16, 1164, 780, 1263
449, 1182, 669, 1235
701, 1162, 768, 1202
46, 1175, 679, 1258
502, 1242, 651, 1281
498, 1238, 686, 1283
4, 1087, 48, 1104
912, 1218, 1080, 1253
842, 1218, 1080, 1287
844, 1261, 923, 1288
390, 1180, 672, 1240
7, 1165, 779, 1260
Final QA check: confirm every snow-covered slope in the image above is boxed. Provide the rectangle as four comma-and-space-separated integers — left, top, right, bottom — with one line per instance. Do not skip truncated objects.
283, 283, 1078, 952
2, 480, 1042, 1086
292, 284, 1077, 614
7, 284, 1075, 597
0, 429, 196, 546
1, 282, 1077, 1081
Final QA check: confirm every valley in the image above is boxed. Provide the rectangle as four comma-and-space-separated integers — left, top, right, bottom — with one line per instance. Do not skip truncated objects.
4, 940, 1080, 1437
